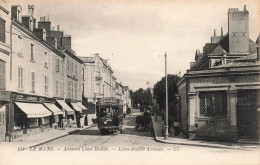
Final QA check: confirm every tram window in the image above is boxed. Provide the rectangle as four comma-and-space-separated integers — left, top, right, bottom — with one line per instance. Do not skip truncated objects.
106, 108, 112, 117
99, 107, 106, 117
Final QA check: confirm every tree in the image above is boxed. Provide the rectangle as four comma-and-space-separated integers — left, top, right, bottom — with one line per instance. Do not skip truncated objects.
153, 74, 181, 118
131, 88, 152, 108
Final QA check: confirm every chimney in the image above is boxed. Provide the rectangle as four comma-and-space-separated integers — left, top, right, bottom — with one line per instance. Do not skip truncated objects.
228, 6, 249, 54
57, 25, 60, 31
214, 29, 216, 36
62, 35, 71, 50
244, 5, 247, 11
28, 5, 34, 17
38, 20, 51, 36
221, 27, 223, 36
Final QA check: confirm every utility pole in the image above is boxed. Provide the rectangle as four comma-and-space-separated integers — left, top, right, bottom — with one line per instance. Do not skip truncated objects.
164, 52, 169, 139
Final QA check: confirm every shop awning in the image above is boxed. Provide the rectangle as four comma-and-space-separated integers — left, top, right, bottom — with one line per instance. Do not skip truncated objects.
77, 102, 87, 110
56, 100, 74, 115
71, 103, 82, 112
15, 102, 52, 118
43, 103, 63, 115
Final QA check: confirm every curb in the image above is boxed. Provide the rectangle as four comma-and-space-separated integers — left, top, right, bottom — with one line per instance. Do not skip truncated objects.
150, 116, 246, 150
28, 125, 95, 148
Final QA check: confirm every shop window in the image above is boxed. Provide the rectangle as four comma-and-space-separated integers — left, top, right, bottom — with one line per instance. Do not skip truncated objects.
29, 118, 38, 127
199, 91, 227, 116
0, 18, 6, 43
41, 117, 49, 125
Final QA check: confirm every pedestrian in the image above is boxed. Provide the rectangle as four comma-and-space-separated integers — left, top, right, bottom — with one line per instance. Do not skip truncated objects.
80, 116, 84, 128
68, 117, 72, 128
62, 117, 66, 130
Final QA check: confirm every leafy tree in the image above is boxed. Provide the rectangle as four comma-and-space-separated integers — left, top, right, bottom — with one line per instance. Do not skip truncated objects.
153, 74, 181, 118
131, 88, 152, 108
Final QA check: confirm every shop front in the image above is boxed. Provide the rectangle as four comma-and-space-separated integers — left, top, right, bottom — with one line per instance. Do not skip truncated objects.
43, 103, 63, 129
70, 102, 83, 127
55, 100, 75, 122
7, 93, 53, 140
178, 57, 260, 142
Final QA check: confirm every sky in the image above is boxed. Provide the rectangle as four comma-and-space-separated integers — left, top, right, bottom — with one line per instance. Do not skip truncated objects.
9, 0, 260, 91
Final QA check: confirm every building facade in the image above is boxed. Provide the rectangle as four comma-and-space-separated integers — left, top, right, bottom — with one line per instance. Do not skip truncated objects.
0, 0, 11, 141
1, 5, 85, 141
177, 6, 259, 142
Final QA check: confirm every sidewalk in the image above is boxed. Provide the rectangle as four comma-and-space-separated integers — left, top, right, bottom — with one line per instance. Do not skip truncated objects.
151, 115, 259, 150
0, 124, 95, 148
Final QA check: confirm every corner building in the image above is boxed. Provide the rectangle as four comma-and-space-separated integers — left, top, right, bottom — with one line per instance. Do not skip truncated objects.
177, 6, 260, 142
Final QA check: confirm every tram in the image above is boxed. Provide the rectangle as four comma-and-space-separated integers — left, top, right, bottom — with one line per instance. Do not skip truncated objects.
96, 97, 123, 134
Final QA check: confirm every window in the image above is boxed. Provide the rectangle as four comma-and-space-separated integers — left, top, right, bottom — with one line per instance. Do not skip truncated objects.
18, 66, 24, 89
29, 118, 38, 127
30, 44, 34, 61
199, 91, 227, 116
31, 72, 35, 92
0, 18, 6, 43
72, 82, 74, 99
44, 75, 48, 94
75, 83, 78, 99
56, 81, 59, 95
66, 60, 69, 71
61, 82, 63, 96
44, 52, 48, 67
60, 60, 63, 74
67, 81, 71, 98
56, 58, 59, 72
71, 62, 73, 73
75, 64, 77, 76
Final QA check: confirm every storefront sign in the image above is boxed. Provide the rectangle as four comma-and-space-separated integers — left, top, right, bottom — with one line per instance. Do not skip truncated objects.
12, 93, 53, 102
192, 75, 260, 85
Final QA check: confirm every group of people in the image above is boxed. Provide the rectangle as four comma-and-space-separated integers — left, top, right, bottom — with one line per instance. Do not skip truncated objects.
76, 115, 88, 128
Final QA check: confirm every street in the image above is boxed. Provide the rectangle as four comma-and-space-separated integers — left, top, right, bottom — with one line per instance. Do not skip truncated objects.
38, 109, 259, 153
1, 109, 259, 165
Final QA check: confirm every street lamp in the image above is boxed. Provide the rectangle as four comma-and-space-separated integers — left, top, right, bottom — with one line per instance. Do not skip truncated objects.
164, 52, 169, 139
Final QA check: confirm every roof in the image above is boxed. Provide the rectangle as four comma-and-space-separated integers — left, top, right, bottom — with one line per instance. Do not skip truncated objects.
213, 53, 260, 68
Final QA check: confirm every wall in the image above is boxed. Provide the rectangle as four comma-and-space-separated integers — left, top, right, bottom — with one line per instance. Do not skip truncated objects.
52, 53, 64, 99
64, 54, 82, 101
11, 23, 53, 98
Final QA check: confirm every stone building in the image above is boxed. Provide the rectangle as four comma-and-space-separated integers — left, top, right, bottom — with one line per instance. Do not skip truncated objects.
177, 6, 259, 142
0, 0, 11, 141
80, 54, 114, 102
